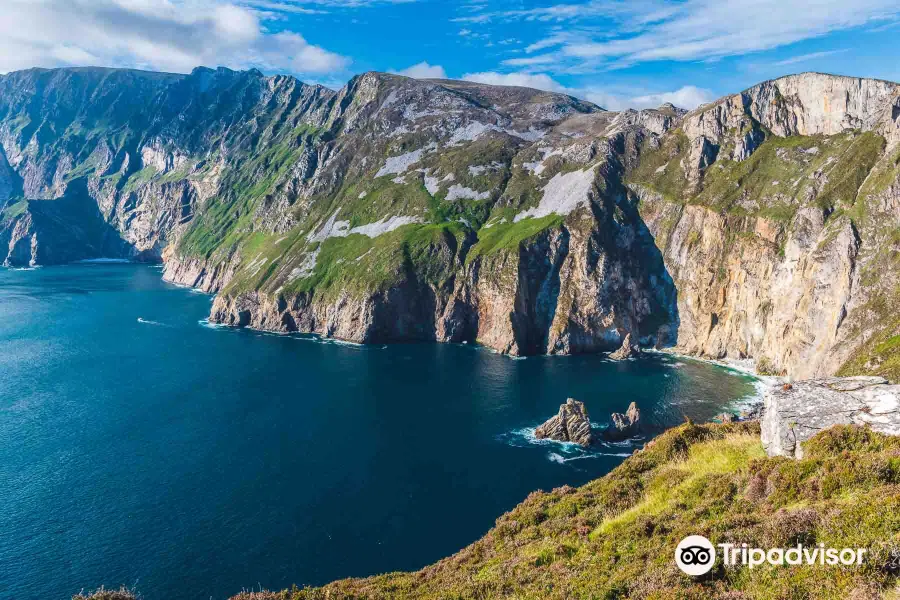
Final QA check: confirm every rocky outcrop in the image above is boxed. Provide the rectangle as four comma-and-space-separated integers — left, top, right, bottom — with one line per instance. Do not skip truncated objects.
608, 333, 639, 360
534, 398, 594, 447
761, 377, 900, 458
602, 402, 642, 441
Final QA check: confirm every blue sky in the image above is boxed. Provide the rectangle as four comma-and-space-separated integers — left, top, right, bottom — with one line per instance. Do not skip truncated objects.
1, 0, 899, 110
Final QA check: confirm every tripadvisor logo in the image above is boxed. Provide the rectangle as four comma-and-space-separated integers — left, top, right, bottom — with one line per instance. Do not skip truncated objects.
675, 535, 716, 575
675, 535, 867, 576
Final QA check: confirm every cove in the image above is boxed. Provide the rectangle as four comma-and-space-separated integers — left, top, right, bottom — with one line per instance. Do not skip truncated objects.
0, 264, 757, 600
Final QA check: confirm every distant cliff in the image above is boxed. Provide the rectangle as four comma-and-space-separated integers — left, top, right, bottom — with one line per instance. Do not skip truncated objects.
2, 68, 899, 380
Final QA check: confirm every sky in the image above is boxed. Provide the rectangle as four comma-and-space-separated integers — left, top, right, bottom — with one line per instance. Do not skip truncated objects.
1, 0, 899, 110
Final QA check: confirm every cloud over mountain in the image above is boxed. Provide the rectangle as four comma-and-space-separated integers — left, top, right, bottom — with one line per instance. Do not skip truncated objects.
0, 0, 350, 75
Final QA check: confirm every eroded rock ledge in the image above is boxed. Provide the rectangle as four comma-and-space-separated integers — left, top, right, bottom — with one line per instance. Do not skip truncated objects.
761, 376, 900, 458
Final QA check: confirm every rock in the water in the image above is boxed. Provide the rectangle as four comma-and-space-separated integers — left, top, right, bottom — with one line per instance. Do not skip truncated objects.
534, 398, 594, 447
609, 333, 639, 360
603, 402, 642, 440
714, 412, 736, 423
761, 376, 900, 458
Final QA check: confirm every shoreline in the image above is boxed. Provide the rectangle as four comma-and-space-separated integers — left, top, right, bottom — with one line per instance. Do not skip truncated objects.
7, 261, 776, 411
645, 348, 776, 413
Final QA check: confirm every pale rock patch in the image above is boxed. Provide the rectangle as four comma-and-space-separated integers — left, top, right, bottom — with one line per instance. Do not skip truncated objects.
514, 166, 597, 222
424, 174, 441, 195
376, 144, 436, 177
289, 248, 320, 280
349, 215, 422, 237
307, 210, 422, 242
446, 184, 491, 201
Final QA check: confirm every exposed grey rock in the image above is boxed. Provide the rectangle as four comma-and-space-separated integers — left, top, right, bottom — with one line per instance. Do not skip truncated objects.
534, 398, 594, 447
609, 333, 639, 360
603, 402, 642, 441
761, 377, 900, 458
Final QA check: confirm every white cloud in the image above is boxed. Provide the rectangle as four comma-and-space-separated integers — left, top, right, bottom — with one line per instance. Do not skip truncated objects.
628, 85, 715, 109
502, 55, 559, 67
394, 62, 447, 79
462, 71, 570, 92
476, 0, 898, 71
462, 70, 714, 111
0, 0, 350, 75
773, 49, 848, 66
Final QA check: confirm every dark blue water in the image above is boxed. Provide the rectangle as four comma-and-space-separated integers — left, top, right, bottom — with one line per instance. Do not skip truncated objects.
0, 264, 758, 600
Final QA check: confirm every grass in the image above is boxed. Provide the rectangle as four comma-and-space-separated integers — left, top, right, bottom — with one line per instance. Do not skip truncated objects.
593, 433, 765, 536
235, 221, 473, 301
859, 144, 900, 200
467, 214, 565, 261
1, 198, 28, 223
627, 129, 691, 202
121, 166, 159, 194
697, 132, 883, 217
838, 311, 900, 383
815, 132, 886, 212
323, 177, 433, 230
179, 132, 318, 259
418, 136, 515, 198
218, 422, 900, 600
631, 130, 886, 223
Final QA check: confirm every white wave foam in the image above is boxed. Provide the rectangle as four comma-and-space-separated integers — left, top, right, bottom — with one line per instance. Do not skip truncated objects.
137, 317, 167, 326
327, 338, 364, 348
197, 318, 229, 329
500, 426, 638, 464
548, 451, 630, 463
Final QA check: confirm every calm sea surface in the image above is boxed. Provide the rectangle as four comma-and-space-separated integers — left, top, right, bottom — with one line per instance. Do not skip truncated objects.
0, 264, 758, 600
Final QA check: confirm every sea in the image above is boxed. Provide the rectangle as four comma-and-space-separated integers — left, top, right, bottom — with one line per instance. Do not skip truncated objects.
0, 263, 759, 599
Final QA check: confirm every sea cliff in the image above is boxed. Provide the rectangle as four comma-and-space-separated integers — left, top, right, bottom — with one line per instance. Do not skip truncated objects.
2, 68, 899, 380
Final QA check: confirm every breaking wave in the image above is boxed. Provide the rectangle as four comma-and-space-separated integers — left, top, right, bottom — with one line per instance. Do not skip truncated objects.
497, 426, 638, 466
137, 317, 167, 326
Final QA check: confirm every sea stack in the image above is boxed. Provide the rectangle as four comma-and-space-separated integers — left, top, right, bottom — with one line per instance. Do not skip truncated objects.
534, 398, 594, 447
609, 333, 639, 360
603, 402, 642, 440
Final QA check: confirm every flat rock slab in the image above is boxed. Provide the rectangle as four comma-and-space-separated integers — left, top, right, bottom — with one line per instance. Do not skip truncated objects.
761, 376, 900, 458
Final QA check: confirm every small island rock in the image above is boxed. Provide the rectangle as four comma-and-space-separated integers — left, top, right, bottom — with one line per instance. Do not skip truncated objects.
609, 333, 639, 360
603, 402, 642, 440
535, 398, 594, 447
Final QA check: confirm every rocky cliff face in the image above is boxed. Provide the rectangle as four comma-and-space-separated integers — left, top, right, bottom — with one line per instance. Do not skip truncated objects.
2, 68, 898, 379
630, 72, 900, 380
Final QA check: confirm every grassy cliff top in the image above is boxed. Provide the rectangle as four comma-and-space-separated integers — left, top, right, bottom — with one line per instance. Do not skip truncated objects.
222, 422, 900, 600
